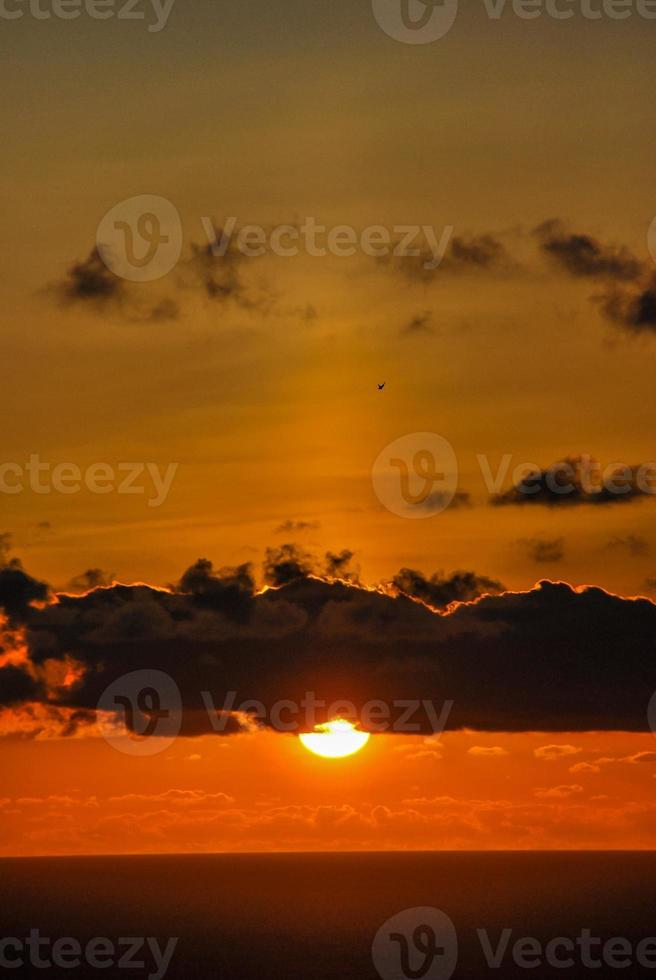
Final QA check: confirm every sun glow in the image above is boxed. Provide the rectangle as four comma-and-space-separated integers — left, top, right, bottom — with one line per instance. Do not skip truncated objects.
299, 719, 370, 759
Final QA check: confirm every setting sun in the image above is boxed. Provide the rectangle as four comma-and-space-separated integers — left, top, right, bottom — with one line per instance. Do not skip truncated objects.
299, 719, 371, 759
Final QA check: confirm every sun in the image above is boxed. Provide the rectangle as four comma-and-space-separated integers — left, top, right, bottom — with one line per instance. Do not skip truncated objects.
299, 719, 370, 759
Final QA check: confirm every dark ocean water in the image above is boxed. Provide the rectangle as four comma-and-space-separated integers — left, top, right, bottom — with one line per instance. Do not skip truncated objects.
1, 852, 655, 979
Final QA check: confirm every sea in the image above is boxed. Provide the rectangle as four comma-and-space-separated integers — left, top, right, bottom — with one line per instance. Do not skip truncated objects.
1, 852, 655, 978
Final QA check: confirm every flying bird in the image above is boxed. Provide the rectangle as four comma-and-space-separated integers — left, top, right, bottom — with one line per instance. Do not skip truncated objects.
377, 383, 386, 390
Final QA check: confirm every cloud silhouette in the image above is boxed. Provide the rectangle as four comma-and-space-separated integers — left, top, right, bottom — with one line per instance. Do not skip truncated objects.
518, 537, 565, 563
534, 220, 642, 282
2, 552, 656, 733
492, 457, 655, 507
52, 247, 180, 322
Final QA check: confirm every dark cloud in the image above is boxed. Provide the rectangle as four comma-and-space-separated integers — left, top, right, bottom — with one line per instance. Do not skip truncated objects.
2, 543, 656, 735
0, 558, 49, 627
518, 537, 565, 563
403, 311, 434, 335
534, 220, 642, 282
67, 569, 116, 593
176, 558, 256, 622
263, 544, 315, 587
60, 247, 122, 305
380, 216, 656, 339
534, 220, 656, 334
188, 228, 246, 303
413, 490, 472, 513
391, 568, 504, 610
594, 275, 656, 333
185, 225, 274, 313
53, 247, 180, 322
606, 535, 650, 558
448, 234, 513, 271
0, 665, 39, 707
380, 232, 515, 283
0, 537, 48, 624
275, 520, 321, 534
3, 558, 656, 732
492, 457, 655, 507
324, 549, 359, 583
262, 544, 359, 587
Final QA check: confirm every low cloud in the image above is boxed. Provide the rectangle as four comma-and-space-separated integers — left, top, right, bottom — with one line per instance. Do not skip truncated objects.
183, 224, 274, 313
52, 247, 180, 322
623, 752, 656, 765
0, 553, 49, 627
382, 232, 516, 283
594, 276, 656, 333
492, 457, 655, 507
569, 762, 601, 774
275, 520, 321, 535
518, 537, 565, 563
534, 745, 582, 761
402, 311, 434, 336
391, 567, 504, 610
413, 490, 472, 513
534, 784, 584, 799
2, 553, 656, 734
606, 535, 649, 558
67, 569, 116, 593
534, 220, 642, 282
535, 219, 656, 334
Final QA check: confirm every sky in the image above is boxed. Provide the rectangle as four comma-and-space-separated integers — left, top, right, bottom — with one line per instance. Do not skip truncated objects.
1, 0, 656, 854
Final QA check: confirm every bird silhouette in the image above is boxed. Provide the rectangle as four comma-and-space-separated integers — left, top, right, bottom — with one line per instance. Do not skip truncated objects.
377, 383, 386, 390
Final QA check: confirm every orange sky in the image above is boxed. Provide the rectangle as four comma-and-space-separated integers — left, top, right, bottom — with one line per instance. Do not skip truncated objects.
2, 0, 656, 855
2, 728, 656, 855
